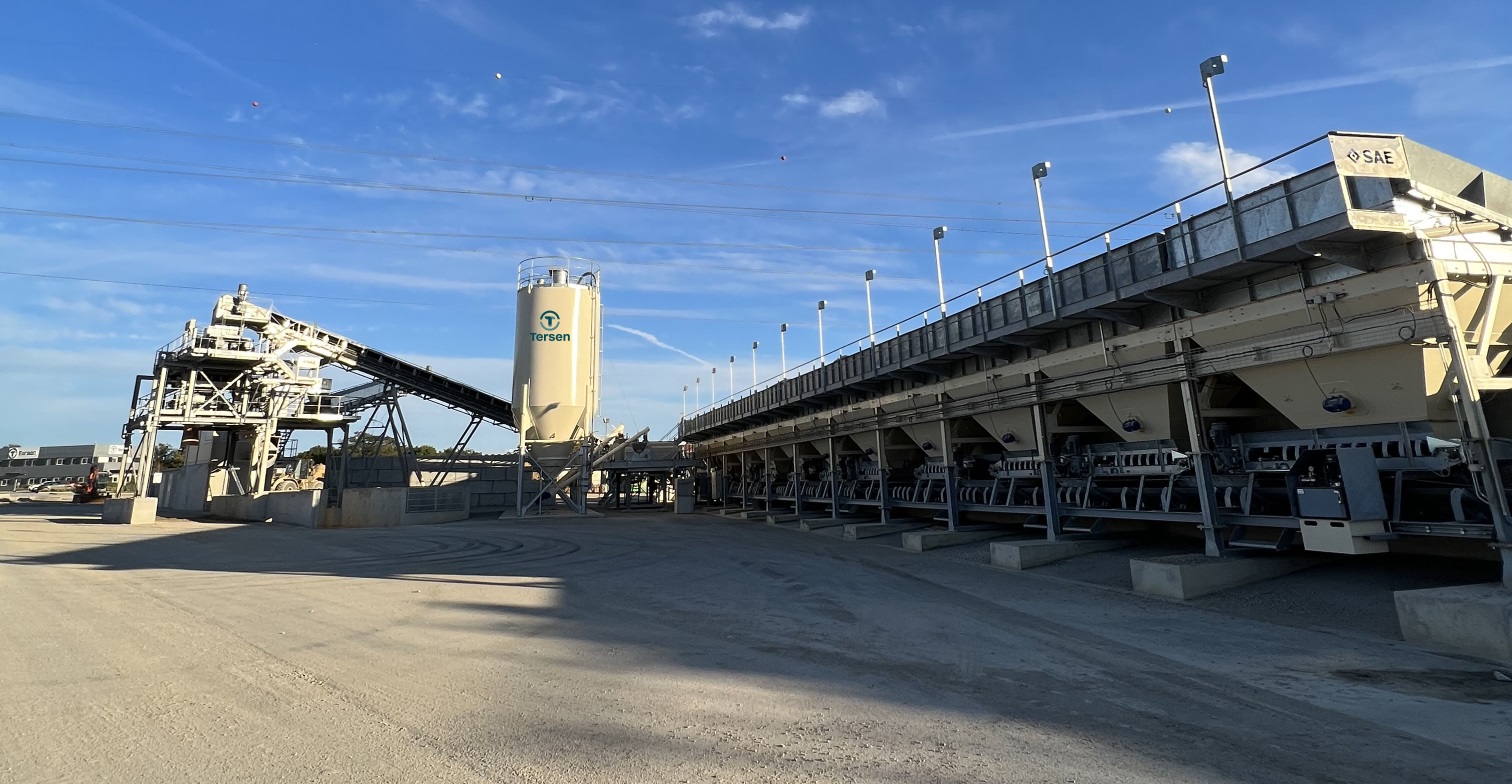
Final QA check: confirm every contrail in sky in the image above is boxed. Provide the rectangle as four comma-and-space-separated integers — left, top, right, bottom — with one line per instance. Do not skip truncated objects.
89, 0, 268, 92
934, 55, 1512, 140
606, 324, 708, 366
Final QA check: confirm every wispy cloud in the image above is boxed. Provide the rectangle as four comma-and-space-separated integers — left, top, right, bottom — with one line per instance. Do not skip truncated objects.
682, 4, 812, 37
606, 324, 708, 366
935, 54, 1512, 140
412, 0, 550, 53
819, 89, 883, 118
431, 84, 490, 117
1157, 142, 1297, 195
88, 0, 266, 92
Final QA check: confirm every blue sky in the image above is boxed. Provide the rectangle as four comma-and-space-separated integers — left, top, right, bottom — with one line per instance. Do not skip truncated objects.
2, 0, 1511, 451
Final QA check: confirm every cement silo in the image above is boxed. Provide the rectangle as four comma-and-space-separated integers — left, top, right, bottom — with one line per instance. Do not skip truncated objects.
512, 257, 602, 495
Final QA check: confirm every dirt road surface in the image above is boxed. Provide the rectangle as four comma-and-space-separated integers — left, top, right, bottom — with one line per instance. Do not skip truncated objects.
2, 504, 1509, 783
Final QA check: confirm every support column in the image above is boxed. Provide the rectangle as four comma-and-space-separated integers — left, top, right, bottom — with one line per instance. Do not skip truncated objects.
1176, 344, 1225, 557
876, 426, 892, 525
720, 454, 729, 508
763, 447, 774, 511
938, 405, 959, 532
828, 437, 840, 519
741, 452, 751, 508
1031, 401, 1064, 540
335, 423, 349, 507
1430, 264, 1512, 586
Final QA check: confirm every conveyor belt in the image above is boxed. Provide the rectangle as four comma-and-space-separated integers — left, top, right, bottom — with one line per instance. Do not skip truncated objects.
266, 312, 516, 429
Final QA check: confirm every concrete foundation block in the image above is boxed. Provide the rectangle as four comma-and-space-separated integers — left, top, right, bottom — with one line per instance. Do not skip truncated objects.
102, 497, 158, 525
991, 538, 1133, 570
1395, 583, 1512, 664
765, 513, 801, 524
843, 522, 931, 540
1130, 553, 1326, 600
903, 529, 1010, 552
799, 517, 864, 531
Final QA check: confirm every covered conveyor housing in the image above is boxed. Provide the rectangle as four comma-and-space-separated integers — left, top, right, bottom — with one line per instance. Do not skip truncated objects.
681, 132, 1512, 584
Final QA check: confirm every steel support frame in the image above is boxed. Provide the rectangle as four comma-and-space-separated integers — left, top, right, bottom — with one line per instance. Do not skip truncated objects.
1030, 400, 1064, 541
828, 436, 840, 520
876, 426, 893, 525
1429, 260, 1512, 586
1171, 337, 1226, 556
938, 400, 960, 531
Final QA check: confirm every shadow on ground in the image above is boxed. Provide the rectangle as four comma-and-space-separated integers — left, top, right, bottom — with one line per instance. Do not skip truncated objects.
3, 504, 1508, 783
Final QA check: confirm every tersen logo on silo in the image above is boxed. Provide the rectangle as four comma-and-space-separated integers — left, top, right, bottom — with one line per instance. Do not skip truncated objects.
531, 309, 571, 342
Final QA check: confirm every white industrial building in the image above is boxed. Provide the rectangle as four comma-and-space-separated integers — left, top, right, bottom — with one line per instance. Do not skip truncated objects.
0, 444, 124, 491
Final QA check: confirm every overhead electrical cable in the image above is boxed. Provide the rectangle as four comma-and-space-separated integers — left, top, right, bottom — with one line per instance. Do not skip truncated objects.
0, 205, 1040, 260
0, 110, 1142, 214
0, 144, 1126, 234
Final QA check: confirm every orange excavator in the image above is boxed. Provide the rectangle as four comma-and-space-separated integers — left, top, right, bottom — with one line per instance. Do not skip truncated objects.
72, 465, 111, 504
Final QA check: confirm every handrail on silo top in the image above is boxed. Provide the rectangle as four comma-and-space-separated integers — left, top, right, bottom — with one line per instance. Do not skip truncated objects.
517, 255, 602, 290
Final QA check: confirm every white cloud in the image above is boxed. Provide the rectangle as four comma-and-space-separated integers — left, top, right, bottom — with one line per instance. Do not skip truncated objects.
819, 89, 883, 118
781, 92, 811, 106
458, 94, 489, 117
682, 4, 811, 36
429, 84, 489, 117
1157, 142, 1298, 196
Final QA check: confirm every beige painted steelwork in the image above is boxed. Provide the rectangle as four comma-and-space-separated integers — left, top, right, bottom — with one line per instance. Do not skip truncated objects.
683, 132, 1512, 583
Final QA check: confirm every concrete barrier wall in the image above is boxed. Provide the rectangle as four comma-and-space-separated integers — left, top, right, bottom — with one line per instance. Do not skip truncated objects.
339, 487, 407, 527
337, 457, 536, 513
160, 463, 213, 514
208, 489, 325, 527
337, 486, 470, 527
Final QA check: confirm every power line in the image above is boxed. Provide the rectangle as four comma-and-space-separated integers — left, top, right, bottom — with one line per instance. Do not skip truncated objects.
0, 143, 1124, 233
0, 109, 1133, 214
0, 269, 841, 325
0, 205, 1040, 261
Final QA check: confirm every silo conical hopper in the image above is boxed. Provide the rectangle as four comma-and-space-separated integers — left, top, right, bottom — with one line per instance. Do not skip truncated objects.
512, 258, 602, 484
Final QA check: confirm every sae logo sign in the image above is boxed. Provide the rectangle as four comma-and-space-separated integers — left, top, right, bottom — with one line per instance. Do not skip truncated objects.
531, 310, 571, 342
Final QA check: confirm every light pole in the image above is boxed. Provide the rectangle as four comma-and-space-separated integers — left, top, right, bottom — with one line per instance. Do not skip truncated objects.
1031, 162, 1057, 316
779, 323, 788, 379
751, 341, 759, 386
682, 384, 688, 418
816, 300, 827, 365
728, 356, 735, 397
695, 377, 701, 410
602, 416, 610, 437
711, 366, 717, 403
931, 227, 948, 317
864, 269, 877, 346
1200, 54, 1246, 257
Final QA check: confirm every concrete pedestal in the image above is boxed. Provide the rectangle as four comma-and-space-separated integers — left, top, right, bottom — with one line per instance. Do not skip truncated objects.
903, 529, 1009, 552
843, 522, 930, 540
1130, 553, 1326, 600
799, 517, 863, 531
1395, 583, 1512, 664
764, 512, 801, 524
990, 538, 1133, 570
102, 497, 158, 525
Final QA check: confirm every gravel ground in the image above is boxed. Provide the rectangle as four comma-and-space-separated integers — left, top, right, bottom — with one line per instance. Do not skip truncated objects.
3, 503, 1510, 784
